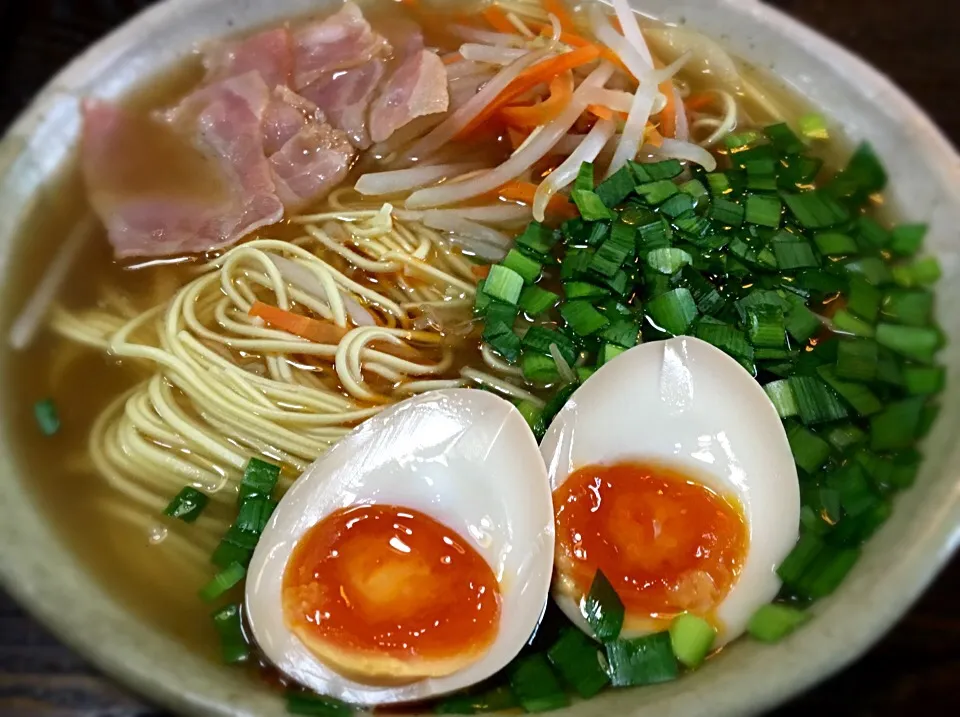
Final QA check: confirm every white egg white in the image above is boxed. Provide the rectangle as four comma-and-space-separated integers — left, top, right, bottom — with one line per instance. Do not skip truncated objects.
541, 336, 800, 646
245, 389, 554, 705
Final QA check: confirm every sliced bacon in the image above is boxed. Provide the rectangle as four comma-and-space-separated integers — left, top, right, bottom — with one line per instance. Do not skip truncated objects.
292, 2, 389, 89
369, 50, 449, 144
299, 58, 385, 149
204, 28, 294, 90
269, 123, 356, 211
262, 86, 326, 155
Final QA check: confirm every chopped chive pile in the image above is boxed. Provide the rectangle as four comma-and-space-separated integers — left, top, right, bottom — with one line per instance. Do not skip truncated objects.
34, 398, 60, 436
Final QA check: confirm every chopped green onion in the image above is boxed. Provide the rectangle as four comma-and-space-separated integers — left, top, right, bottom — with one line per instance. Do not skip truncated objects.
677, 266, 725, 315
560, 247, 594, 280
646, 288, 698, 336
847, 277, 882, 322
788, 376, 848, 424
606, 632, 679, 687
796, 546, 861, 599
599, 343, 626, 365
706, 172, 732, 197
509, 654, 569, 713
889, 224, 927, 256
814, 231, 858, 256
514, 399, 543, 435
637, 217, 673, 249
747, 604, 810, 643
564, 281, 610, 301
826, 423, 868, 452
647, 247, 693, 274
212, 603, 250, 663
833, 142, 887, 197
484, 324, 521, 363
876, 323, 940, 363
679, 179, 709, 204
870, 397, 926, 451
764, 380, 798, 419
596, 165, 636, 207
709, 198, 745, 226
835, 339, 878, 382
892, 256, 941, 288
903, 365, 945, 395
799, 113, 829, 140
522, 353, 561, 384
572, 189, 616, 221
574, 161, 595, 193
235, 495, 277, 534
831, 309, 875, 338
33, 398, 60, 436
519, 285, 559, 316
830, 464, 878, 517
669, 614, 716, 669
659, 192, 695, 218
816, 366, 883, 416
600, 319, 641, 348
777, 532, 825, 586
781, 190, 848, 228
515, 221, 558, 255
745, 194, 782, 227
634, 178, 679, 205
788, 424, 831, 473
522, 327, 577, 365
473, 281, 491, 315
746, 306, 785, 347
238, 457, 281, 502
630, 159, 683, 183
772, 233, 819, 270
547, 628, 611, 698
582, 569, 624, 641
501, 249, 542, 285
785, 303, 822, 343
433, 686, 518, 714
164, 487, 209, 524
765, 123, 806, 154
844, 256, 892, 286
482, 265, 524, 305
880, 290, 933, 327
285, 691, 353, 716
199, 562, 247, 602
590, 231, 635, 277
725, 130, 763, 151
696, 321, 754, 361
561, 301, 610, 336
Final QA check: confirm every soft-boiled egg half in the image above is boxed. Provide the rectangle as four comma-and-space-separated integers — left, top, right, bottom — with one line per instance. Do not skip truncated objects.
542, 336, 800, 646
245, 389, 554, 705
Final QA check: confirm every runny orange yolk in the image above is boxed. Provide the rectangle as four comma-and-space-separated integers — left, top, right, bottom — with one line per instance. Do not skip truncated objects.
553, 462, 748, 626
282, 505, 501, 681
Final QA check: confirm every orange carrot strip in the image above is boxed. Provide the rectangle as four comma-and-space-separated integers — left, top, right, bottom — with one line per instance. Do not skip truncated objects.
534, 24, 632, 77
500, 71, 574, 129
483, 6, 517, 34
646, 124, 664, 148
685, 92, 716, 112
658, 79, 678, 139
498, 180, 578, 218
471, 264, 492, 279
587, 104, 614, 120
544, 0, 576, 31
455, 45, 601, 139
443, 52, 464, 65
249, 302, 349, 344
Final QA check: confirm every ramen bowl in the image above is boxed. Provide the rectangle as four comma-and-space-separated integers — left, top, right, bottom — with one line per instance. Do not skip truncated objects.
0, 0, 958, 716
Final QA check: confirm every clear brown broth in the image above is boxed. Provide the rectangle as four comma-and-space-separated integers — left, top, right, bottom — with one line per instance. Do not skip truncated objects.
0, 0, 817, 673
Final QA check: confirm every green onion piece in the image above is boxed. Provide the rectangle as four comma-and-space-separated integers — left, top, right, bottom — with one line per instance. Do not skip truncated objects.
746, 306, 785, 347
590, 230, 635, 277
876, 323, 940, 363
835, 339, 878, 382
635, 179, 679, 205
560, 247, 594, 279
238, 457, 281, 502
211, 537, 253, 570
892, 256, 941, 288
522, 327, 577, 365
522, 353, 561, 384
561, 300, 610, 336
764, 123, 806, 154
539, 382, 579, 438
547, 627, 611, 698
826, 423, 868, 452
787, 424, 831, 473
724, 129, 763, 151
629, 159, 683, 183
483, 265, 524, 305
646, 288, 698, 336
830, 464, 879, 517
781, 190, 849, 229
772, 233, 819, 270
779, 155, 823, 188
785, 303, 822, 343
747, 604, 810, 643
889, 223, 927, 256
509, 654, 569, 713
813, 231, 858, 256
777, 532, 825, 586
659, 192, 695, 218
235, 495, 277, 534
903, 365, 945, 395
797, 546, 861, 599
679, 178, 709, 204
678, 266, 725, 315
647, 247, 692, 274
831, 309, 875, 338
870, 397, 926, 451
606, 632, 679, 687
33, 398, 60, 436
816, 366, 883, 416
669, 613, 716, 669
285, 690, 353, 716
577, 366, 596, 383
596, 165, 635, 207
787, 376, 848, 424
484, 324, 522, 363
519, 285, 559, 316
582, 569, 624, 641
199, 562, 247, 602
599, 343, 626, 366
433, 687, 518, 714
164, 487, 209, 524
473, 280, 490, 315
572, 189, 616, 220
799, 113, 829, 140
637, 216, 673, 249
574, 161, 595, 193
212, 603, 250, 664
484, 298, 519, 329
764, 380, 798, 418
856, 215, 889, 248
516, 221, 559, 255
844, 256, 892, 286
600, 320, 641, 349
745, 194, 782, 227
708, 197, 745, 226
834, 142, 887, 196
880, 290, 933, 327
501, 249, 542, 285
514, 400, 543, 435
695, 321, 753, 361
847, 277, 882, 322
706, 172, 731, 197
563, 281, 610, 301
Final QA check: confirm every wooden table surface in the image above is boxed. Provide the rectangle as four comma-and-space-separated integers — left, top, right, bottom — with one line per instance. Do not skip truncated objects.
1, 0, 958, 715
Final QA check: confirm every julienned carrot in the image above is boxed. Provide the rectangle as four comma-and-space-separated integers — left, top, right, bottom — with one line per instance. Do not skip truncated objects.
658, 79, 678, 139
533, 25, 632, 77
483, 6, 517, 34
249, 301, 349, 344
685, 92, 716, 112
498, 180, 578, 218
646, 124, 664, 148
500, 71, 574, 129
543, 0, 576, 31
471, 264, 492, 279
443, 52, 464, 65
587, 104, 614, 121
455, 45, 601, 139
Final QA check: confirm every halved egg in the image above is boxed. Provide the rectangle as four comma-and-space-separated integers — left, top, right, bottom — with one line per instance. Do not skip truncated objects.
246, 389, 554, 705
542, 336, 800, 646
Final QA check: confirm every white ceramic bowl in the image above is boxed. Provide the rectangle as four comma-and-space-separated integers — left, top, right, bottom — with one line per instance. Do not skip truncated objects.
0, 1, 958, 716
